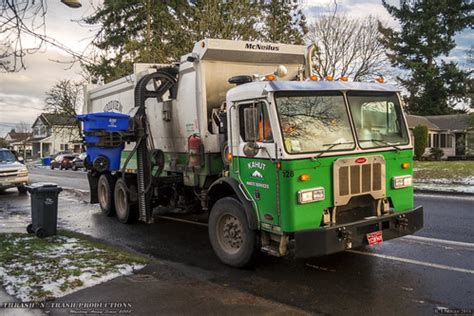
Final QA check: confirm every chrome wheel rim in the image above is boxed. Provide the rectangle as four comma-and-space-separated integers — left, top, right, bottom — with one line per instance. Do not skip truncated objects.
115, 185, 127, 219
98, 181, 108, 208
217, 214, 244, 255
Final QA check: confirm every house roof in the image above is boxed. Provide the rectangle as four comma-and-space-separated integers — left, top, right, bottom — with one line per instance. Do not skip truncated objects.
33, 113, 77, 128
406, 115, 439, 130
424, 114, 471, 131
6, 132, 32, 142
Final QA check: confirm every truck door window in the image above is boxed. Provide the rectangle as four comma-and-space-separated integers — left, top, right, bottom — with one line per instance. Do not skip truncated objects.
239, 102, 273, 143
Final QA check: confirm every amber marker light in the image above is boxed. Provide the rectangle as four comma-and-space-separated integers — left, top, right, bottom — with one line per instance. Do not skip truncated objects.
226, 152, 233, 162
310, 75, 319, 81
375, 76, 385, 83
325, 75, 334, 81
299, 174, 310, 182
401, 162, 410, 169
265, 74, 276, 81
340, 76, 348, 81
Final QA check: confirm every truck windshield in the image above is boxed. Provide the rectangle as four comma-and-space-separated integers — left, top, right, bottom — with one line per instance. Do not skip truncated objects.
275, 92, 355, 154
0, 150, 17, 163
347, 92, 409, 149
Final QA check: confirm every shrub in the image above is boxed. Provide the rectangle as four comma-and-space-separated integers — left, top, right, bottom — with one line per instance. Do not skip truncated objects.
430, 147, 444, 160
413, 125, 428, 160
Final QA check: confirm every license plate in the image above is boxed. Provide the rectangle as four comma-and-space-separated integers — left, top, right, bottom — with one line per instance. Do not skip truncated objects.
366, 230, 383, 246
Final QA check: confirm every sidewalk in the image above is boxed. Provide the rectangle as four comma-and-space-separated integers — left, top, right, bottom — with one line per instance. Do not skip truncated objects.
47, 261, 308, 316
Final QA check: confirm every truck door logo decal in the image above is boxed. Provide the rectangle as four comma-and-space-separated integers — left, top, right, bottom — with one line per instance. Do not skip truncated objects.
251, 170, 264, 179
103, 100, 123, 113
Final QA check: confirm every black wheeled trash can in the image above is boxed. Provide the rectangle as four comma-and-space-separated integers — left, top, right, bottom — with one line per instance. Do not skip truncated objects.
25, 183, 63, 238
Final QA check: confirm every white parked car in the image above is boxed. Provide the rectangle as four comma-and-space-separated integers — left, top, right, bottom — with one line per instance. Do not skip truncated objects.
0, 148, 29, 194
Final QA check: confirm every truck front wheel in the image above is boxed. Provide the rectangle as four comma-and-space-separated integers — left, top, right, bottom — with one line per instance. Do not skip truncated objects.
114, 178, 137, 224
98, 174, 115, 216
208, 197, 258, 268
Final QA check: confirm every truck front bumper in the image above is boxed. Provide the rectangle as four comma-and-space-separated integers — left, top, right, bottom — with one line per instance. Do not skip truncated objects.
294, 206, 423, 258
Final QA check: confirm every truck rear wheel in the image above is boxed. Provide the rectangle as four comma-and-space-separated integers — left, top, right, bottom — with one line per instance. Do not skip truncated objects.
208, 197, 258, 268
114, 178, 137, 224
98, 174, 115, 216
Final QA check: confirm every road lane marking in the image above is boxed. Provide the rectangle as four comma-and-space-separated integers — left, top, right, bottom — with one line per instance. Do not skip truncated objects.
402, 235, 474, 248
156, 215, 208, 227
347, 249, 474, 275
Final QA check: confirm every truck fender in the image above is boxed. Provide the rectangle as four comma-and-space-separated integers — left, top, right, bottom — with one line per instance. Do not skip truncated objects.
207, 177, 258, 230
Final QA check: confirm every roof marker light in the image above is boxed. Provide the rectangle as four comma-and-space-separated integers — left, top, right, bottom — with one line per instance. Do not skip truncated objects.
375, 76, 385, 83
340, 76, 349, 81
265, 74, 276, 81
310, 75, 319, 81
325, 75, 334, 81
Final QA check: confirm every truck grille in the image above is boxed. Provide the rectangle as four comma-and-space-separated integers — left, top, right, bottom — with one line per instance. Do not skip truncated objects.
333, 156, 386, 206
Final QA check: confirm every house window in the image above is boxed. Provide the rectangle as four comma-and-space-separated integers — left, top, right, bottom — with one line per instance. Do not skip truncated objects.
428, 133, 432, 147
64, 144, 68, 151
60, 144, 64, 150
440, 134, 446, 148
433, 133, 452, 148
433, 134, 439, 148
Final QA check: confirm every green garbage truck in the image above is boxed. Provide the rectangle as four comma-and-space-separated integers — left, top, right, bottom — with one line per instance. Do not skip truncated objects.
81, 39, 423, 267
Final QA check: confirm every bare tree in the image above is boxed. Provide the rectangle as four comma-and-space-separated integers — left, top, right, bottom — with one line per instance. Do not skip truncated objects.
13, 121, 31, 157
306, 6, 388, 81
15, 121, 31, 133
0, 0, 95, 73
44, 80, 82, 138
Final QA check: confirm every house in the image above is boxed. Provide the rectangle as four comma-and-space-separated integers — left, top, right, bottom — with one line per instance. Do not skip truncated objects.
406, 114, 474, 159
4, 130, 33, 158
31, 113, 82, 158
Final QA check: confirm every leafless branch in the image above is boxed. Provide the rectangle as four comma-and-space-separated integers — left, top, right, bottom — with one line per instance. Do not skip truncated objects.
306, 5, 389, 82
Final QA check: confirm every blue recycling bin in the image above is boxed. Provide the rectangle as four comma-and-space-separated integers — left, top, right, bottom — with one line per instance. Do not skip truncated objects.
77, 112, 130, 132
42, 156, 52, 166
77, 112, 130, 172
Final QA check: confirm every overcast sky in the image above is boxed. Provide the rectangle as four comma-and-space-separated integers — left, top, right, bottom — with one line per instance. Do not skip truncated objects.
0, 0, 471, 137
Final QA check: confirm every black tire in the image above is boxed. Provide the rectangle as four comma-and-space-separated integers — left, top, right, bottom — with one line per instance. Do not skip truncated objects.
50, 164, 54, 170
114, 178, 138, 224
17, 185, 27, 194
72, 165, 78, 171
26, 224, 34, 234
60, 165, 64, 170
98, 174, 116, 216
208, 197, 259, 268
35, 227, 46, 238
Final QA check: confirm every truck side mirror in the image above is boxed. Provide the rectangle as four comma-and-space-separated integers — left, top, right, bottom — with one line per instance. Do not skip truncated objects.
243, 107, 260, 157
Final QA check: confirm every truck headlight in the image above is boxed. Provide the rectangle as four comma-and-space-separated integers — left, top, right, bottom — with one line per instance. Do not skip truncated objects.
298, 187, 325, 204
392, 175, 412, 189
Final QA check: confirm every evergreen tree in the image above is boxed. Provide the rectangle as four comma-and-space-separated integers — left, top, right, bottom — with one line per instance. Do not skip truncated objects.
263, 0, 307, 44
84, 0, 307, 82
379, 0, 473, 115
84, 0, 189, 81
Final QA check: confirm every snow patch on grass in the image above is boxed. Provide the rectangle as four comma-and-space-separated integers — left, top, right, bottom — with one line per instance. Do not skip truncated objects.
0, 233, 147, 302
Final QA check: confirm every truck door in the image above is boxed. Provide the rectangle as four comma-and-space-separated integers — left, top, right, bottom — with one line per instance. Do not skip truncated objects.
232, 101, 280, 227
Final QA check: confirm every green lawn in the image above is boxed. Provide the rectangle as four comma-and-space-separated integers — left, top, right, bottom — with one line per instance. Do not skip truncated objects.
413, 160, 474, 181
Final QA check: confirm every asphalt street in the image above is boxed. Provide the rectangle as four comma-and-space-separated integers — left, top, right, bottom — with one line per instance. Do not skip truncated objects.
1, 167, 472, 315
